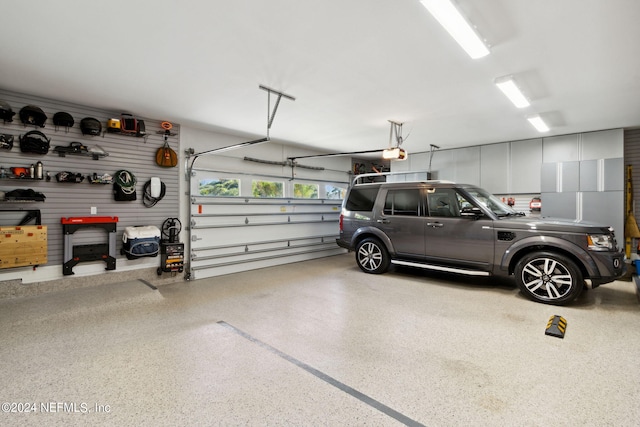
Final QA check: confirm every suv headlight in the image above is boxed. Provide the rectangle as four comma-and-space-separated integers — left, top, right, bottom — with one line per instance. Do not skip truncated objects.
587, 234, 613, 251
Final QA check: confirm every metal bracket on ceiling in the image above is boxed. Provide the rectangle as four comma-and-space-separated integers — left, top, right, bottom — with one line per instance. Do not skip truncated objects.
259, 85, 296, 139
388, 120, 405, 148
428, 143, 440, 174
184, 85, 295, 180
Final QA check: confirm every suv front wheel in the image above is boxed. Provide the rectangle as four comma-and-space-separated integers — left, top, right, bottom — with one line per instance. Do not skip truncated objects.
356, 237, 390, 274
514, 251, 584, 305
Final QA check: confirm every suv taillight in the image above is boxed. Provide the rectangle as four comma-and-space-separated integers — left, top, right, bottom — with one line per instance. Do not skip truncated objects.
339, 214, 344, 231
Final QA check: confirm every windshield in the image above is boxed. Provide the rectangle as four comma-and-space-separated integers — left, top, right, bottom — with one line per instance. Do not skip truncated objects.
463, 186, 520, 217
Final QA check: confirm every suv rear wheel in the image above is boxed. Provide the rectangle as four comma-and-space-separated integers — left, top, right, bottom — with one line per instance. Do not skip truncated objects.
514, 251, 583, 305
356, 237, 390, 274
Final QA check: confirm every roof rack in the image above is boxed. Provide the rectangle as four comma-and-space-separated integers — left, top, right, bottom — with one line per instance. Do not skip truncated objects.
352, 171, 454, 186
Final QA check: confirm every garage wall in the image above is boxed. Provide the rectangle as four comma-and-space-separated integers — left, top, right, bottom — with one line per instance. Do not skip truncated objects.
179, 127, 350, 280
623, 128, 640, 239
480, 143, 509, 193
511, 138, 542, 193
393, 146, 482, 184
540, 129, 623, 236
0, 89, 180, 284
393, 128, 624, 233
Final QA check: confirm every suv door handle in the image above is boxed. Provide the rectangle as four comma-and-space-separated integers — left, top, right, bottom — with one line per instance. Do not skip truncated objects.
426, 222, 444, 228
376, 219, 390, 224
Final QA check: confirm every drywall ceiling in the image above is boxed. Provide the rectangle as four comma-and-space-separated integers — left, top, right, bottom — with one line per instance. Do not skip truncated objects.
2, 0, 639, 156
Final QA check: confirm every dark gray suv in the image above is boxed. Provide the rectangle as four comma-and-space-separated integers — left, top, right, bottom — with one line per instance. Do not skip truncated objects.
336, 178, 625, 305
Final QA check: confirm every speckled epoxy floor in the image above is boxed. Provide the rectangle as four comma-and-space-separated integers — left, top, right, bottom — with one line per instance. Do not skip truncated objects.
1, 253, 639, 426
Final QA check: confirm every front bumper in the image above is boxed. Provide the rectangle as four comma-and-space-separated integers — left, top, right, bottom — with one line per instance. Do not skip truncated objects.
588, 249, 626, 287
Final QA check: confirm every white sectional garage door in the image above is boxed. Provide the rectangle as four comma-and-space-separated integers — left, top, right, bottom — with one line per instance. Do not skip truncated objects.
186, 166, 347, 280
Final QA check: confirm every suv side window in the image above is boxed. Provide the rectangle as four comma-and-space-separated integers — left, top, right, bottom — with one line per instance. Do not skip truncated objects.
428, 189, 457, 217
456, 192, 475, 213
383, 189, 421, 216
427, 188, 472, 217
345, 186, 379, 211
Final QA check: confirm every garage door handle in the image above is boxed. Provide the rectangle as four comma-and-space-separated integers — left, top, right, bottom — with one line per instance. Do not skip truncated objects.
426, 222, 443, 228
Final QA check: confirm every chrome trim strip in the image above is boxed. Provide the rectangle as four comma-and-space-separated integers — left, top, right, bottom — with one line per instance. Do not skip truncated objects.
391, 260, 490, 276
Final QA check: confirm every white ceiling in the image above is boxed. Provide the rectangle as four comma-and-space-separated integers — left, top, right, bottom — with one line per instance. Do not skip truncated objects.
2, 0, 639, 155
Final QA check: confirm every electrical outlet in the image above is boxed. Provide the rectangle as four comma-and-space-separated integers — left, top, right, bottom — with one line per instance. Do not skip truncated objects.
91, 206, 97, 215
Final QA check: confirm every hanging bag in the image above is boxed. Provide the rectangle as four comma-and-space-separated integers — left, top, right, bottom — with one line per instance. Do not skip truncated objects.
156, 140, 178, 167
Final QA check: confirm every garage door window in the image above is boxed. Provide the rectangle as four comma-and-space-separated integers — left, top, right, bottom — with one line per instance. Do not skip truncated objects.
199, 178, 240, 197
252, 180, 284, 198
325, 185, 346, 200
294, 183, 319, 199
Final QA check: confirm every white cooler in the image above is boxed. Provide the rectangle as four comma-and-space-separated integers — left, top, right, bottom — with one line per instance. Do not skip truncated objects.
121, 225, 160, 260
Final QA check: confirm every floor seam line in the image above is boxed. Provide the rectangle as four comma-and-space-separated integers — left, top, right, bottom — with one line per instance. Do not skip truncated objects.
217, 320, 425, 427
138, 279, 158, 290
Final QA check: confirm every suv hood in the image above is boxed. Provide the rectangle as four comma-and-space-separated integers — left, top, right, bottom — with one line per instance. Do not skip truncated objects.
496, 215, 614, 234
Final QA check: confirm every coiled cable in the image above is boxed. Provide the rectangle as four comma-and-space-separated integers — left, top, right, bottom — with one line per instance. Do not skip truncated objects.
142, 179, 166, 208
114, 170, 137, 195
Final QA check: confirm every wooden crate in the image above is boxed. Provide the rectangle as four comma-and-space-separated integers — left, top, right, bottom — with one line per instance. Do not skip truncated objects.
0, 225, 48, 269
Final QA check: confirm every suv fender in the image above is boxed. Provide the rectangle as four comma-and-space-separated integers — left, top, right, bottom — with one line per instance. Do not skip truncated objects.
351, 226, 396, 255
500, 235, 598, 276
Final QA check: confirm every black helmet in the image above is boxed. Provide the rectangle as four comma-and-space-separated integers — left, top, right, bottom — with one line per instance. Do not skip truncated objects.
53, 111, 75, 128
19, 105, 47, 127
80, 117, 102, 136
0, 100, 15, 122
0, 133, 13, 149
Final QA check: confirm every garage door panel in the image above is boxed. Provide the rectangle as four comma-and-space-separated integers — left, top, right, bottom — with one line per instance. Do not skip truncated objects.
191, 222, 338, 247
189, 248, 345, 280
191, 212, 339, 228
192, 202, 341, 216
188, 190, 345, 279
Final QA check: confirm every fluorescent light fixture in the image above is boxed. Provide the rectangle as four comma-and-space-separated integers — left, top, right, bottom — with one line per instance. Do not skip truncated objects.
382, 147, 408, 160
494, 76, 530, 108
420, 0, 490, 59
527, 115, 549, 132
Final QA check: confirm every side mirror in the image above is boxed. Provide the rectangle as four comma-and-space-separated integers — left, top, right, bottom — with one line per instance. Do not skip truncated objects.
460, 206, 483, 219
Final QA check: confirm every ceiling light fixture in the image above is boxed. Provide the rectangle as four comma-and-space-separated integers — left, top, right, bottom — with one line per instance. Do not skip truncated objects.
419, 0, 490, 59
494, 76, 530, 108
527, 115, 550, 133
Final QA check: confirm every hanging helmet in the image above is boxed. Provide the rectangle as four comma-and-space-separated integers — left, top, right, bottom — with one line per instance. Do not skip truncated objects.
0, 100, 15, 122
19, 105, 47, 127
53, 112, 75, 128
0, 133, 13, 149
80, 117, 102, 136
